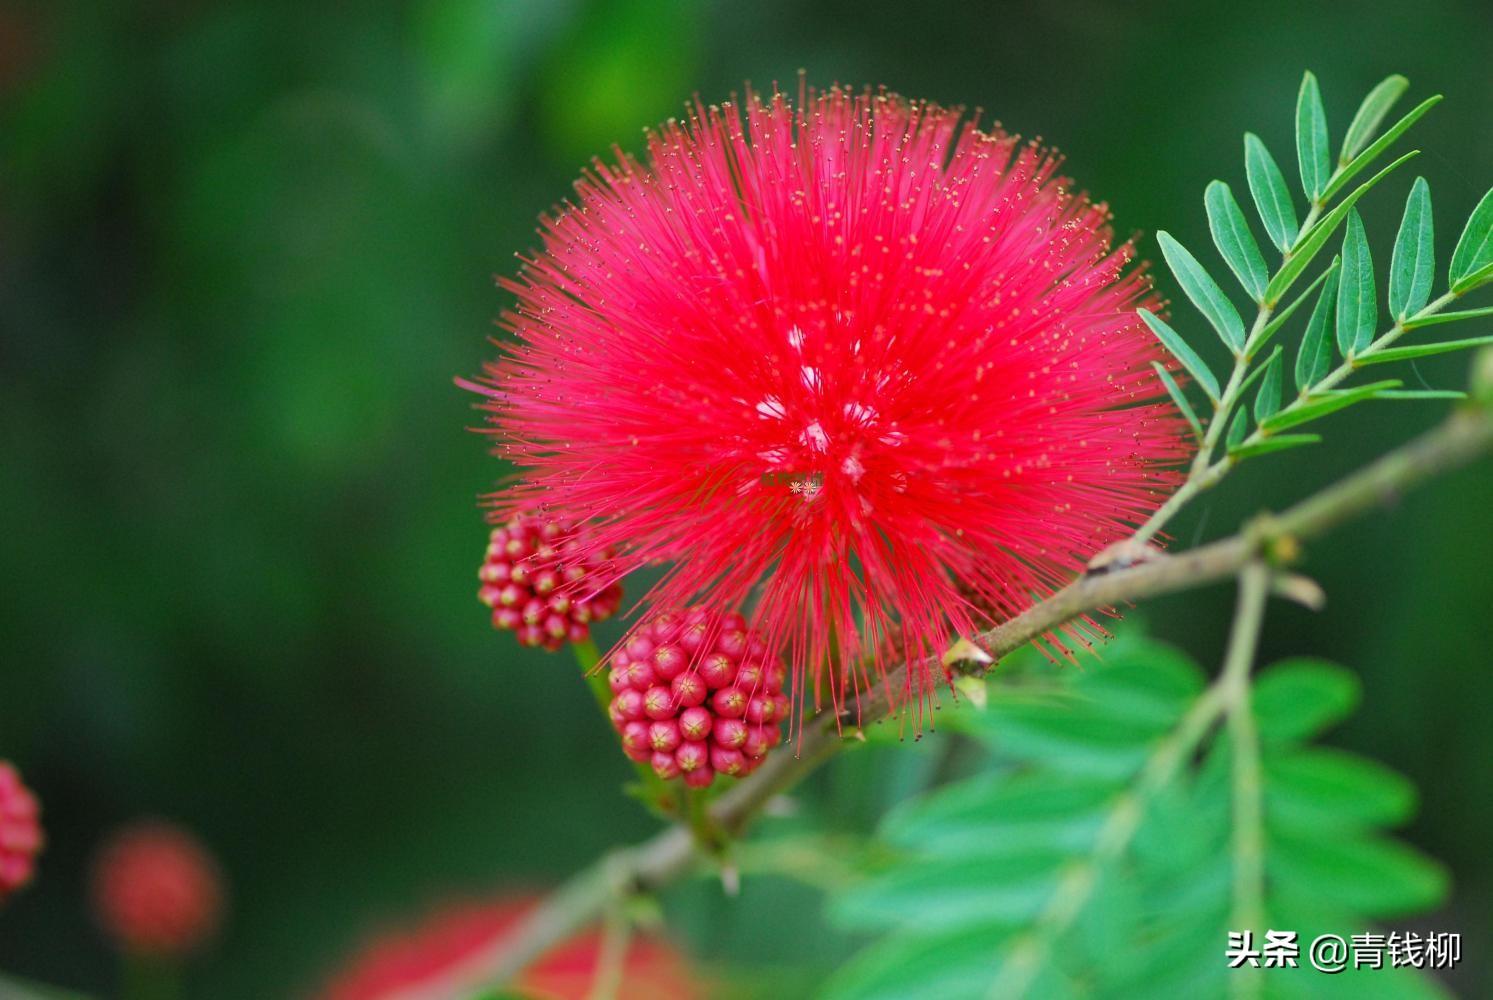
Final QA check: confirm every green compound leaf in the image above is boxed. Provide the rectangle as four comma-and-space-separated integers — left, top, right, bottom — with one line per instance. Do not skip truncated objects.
1157, 231, 1246, 352
1295, 71, 1332, 202
1389, 177, 1435, 320
1319, 95, 1440, 203
1259, 380, 1401, 433
1140, 309, 1220, 402
1152, 362, 1203, 439
1356, 334, 1493, 365
1228, 434, 1320, 460
1266, 150, 1416, 306
1244, 133, 1299, 253
1336, 209, 1378, 356
1339, 74, 1409, 164
824, 631, 1449, 1000
1205, 181, 1268, 302
1295, 264, 1340, 390
1252, 351, 1283, 422
1450, 186, 1493, 293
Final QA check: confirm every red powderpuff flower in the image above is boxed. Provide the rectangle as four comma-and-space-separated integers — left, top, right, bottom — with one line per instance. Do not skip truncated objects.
477, 509, 624, 650
468, 83, 1189, 714
91, 821, 224, 957
0, 761, 43, 904
317, 896, 703, 1000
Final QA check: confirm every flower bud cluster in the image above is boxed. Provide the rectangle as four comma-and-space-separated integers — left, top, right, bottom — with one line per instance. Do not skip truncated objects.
606, 609, 788, 788
478, 514, 623, 651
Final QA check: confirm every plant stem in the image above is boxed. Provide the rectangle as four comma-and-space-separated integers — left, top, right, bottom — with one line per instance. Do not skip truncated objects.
1222, 563, 1270, 1000
416, 403, 1492, 1000
585, 903, 631, 1000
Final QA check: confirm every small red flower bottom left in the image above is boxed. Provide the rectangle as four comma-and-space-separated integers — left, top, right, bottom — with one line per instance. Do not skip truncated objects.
0, 761, 43, 904
317, 896, 704, 1000
90, 821, 225, 957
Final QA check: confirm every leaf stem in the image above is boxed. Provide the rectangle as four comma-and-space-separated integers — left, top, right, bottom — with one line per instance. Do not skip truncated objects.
1222, 563, 1270, 1000
585, 903, 632, 1000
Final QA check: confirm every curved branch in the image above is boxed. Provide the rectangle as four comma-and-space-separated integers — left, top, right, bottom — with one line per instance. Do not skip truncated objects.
403, 403, 1492, 1000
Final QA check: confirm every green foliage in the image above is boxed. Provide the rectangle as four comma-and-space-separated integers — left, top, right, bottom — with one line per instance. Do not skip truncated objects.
1157, 231, 1247, 351
1245, 133, 1299, 253
1295, 72, 1331, 203
1336, 209, 1378, 356
1153, 362, 1204, 439
1389, 178, 1435, 320
1141, 310, 1220, 401
823, 635, 1450, 1000
1207, 180, 1270, 302
1319, 96, 1440, 203
1253, 352, 1283, 422
1295, 267, 1339, 390
1146, 71, 1489, 484
1339, 75, 1409, 165
1449, 188, 1493, 294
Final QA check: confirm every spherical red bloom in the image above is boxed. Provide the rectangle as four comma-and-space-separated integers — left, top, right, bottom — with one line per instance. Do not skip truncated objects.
477, 510, 623, 651
605, 609, 785, 787
469, 83, 1188, 711
91, 821, 224, 957
317, 895, 703, 1000
0, 761, 43, 905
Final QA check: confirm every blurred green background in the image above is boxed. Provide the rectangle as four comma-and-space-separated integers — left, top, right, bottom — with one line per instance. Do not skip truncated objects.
1, 0, 1489, 995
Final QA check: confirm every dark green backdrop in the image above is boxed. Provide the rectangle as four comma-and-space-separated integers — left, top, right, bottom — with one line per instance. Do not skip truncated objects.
1, 0, 1489, 995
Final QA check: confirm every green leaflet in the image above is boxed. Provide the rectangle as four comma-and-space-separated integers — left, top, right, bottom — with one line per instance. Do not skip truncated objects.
1157, 231, 1246, 351
1374, 390, 1467, 400
1389, 177, 1435, 320
1268, 830, 1448, 918
1295, 264, 1340, 390
1266, 748, 1416, 829
1339, 74, 1409, 164
1244, 133, 1299, 252
1258, 380, 1401, 433
1140, 310, 1220, 401
1336, 208, 1378, 356
1152, 362, 1202, 439
1205, 180, 1268, 302
1226, 408, 1248, 449
1449, 186, 1493, 292
1357, 335, 1493, 365
1252, 658, 1359, 743
1295, 71, 1331, 202
1228, 434, 1320, 460
1401, 304, 1493, 329
1252, 351, 1283, 421
1319, 95, 1440, 203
